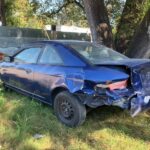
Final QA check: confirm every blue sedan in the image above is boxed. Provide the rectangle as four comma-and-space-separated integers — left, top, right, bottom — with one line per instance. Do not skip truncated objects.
1, 40, 150, 127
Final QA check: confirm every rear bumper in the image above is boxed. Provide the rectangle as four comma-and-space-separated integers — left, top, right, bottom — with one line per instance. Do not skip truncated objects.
130, 93, 150, 117
76, 89, 150, 117
76, 88, 131, 109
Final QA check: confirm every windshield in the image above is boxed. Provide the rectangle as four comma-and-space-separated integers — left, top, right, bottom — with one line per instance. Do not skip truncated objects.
66, 42, 129, 64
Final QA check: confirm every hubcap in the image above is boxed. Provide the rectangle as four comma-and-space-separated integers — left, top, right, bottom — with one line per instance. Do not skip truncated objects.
59, 99, 74, 120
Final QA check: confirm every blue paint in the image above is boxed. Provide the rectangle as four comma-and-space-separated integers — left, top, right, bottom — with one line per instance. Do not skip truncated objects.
0, 40, 150, 117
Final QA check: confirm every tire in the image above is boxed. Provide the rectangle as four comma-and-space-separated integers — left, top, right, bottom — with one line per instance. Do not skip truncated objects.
54, 91, 86, 127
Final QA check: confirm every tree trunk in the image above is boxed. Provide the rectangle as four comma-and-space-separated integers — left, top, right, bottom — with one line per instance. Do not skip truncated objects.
83, 0, 113, 48
115, 0, 149, 54
126, 9, 150, 58
0, 0, 6, 26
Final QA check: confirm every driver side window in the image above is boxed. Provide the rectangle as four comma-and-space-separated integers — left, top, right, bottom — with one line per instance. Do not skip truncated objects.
14, 47, 41, 63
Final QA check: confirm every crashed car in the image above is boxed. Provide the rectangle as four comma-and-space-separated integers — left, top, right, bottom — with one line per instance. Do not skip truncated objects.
0, 40, 150, 127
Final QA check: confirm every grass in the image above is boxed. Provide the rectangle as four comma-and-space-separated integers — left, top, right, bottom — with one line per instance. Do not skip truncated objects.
0, 87, 150, 150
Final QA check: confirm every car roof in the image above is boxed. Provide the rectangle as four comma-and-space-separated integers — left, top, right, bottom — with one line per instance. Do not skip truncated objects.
29, 40, 91, 45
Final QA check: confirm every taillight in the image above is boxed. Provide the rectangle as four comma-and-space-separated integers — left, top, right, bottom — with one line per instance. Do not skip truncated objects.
108, 80, 127, 90
96, 80, 127, 91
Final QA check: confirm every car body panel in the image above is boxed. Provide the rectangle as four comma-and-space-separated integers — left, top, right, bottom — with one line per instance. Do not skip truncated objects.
84, 67, 129, 83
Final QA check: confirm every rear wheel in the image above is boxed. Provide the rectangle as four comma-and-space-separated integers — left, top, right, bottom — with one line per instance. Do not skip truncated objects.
54, 91, 86, 127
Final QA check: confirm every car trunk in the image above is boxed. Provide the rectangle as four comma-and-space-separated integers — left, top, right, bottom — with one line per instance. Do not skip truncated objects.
95, 59, 150, 116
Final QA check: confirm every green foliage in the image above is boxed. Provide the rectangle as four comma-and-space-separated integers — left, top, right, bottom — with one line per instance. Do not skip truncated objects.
4, 0, 125, 29
115, 0, 150, 53
0, 87, 150, 149
4, 0, 88, 28
105, 0, 125, 29
124, 0, 149, 34
5, 0, 45, 28
31, 0, 88, 27
29, 0, 125, 29
56, 3, 87, 27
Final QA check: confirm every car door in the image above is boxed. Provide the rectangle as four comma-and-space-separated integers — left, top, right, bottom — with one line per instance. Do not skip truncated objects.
33, 44, 64, 103
1, 46, 42, 95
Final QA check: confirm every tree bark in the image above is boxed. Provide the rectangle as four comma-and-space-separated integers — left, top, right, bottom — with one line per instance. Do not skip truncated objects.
0, 0, 6, 26
126, 9, 150, 58
83, 0, 113, 48
115, 0, 149, 54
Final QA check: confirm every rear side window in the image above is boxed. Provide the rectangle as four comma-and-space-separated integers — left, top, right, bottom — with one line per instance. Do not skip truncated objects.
39, 45, 63, 65
14, 47, 41, 63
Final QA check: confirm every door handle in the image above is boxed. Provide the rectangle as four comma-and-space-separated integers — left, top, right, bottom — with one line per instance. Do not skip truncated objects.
17, 67, 32, 73
26, 69, 32, 74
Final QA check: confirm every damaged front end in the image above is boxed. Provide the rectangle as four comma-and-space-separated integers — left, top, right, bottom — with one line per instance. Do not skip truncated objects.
73, 63, 150, 117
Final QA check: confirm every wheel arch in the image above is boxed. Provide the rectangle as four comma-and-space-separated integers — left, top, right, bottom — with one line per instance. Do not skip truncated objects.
51, 86, 68, 105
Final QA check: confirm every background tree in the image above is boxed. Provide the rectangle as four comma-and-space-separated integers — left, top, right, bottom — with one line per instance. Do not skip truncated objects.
32, 0, 125, 47
83, 0, 113, 47
115, 0, 149, 54
5, 0, 45, 28
4, 0, 87, 28
82, 0, 149, 55
104, 0, 125, 32
126, 8, 150, 58
3, 0, 150, 58
31, 0, 87, 27
0, 0, 6, 25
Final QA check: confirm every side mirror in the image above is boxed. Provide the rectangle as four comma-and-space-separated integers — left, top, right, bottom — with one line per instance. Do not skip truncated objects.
4, 56, 11, 62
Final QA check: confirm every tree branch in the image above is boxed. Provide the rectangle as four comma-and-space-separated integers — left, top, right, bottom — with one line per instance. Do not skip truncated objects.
42, 1, 73, 17
74, 0, 84, 10
42, 0, 84, 18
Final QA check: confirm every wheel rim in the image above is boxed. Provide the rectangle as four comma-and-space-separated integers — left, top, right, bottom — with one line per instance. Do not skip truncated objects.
58, 98, 74, 120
